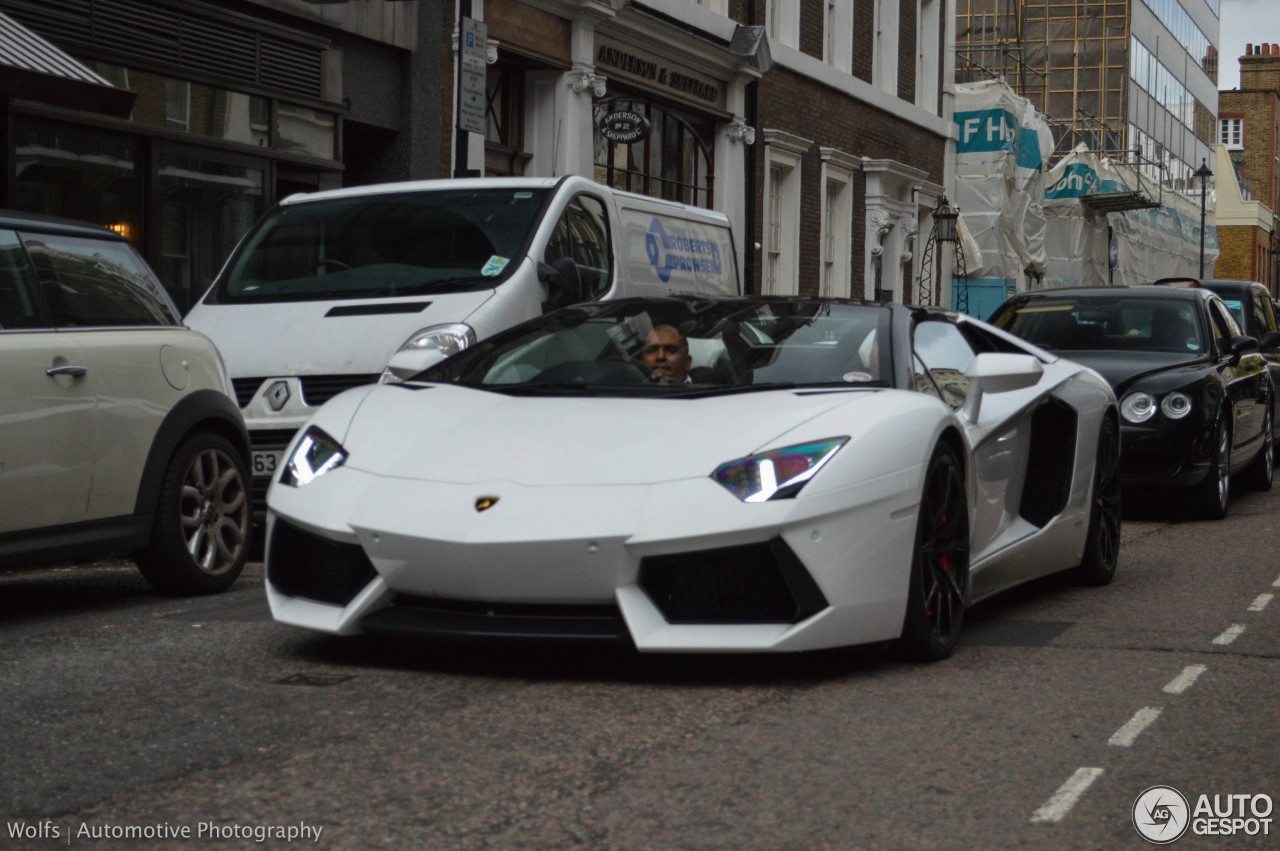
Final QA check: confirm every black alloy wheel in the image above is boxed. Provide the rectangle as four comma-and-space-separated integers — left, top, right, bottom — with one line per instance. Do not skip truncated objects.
1191, 412, 1231, 520
1245, 402, 1274, 491
900, 441, 970, 662
1075, 415, 1122, 586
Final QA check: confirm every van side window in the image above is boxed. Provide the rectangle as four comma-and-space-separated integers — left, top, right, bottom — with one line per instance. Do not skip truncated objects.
545, 195, 612, 300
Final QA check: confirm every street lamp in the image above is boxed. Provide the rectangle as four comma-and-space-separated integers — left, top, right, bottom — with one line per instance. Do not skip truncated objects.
1195, 158, 1213, 279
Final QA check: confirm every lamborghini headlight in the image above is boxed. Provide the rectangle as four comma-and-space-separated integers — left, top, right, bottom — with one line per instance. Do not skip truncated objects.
279, 427, 348, 487
711, 437, 848, 502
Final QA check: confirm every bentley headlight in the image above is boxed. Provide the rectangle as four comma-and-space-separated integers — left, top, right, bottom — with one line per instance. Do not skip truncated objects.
280, 427, 347, 487
1121, 392, 1158, 423
1160, 391, 1192, 419
711, 437, 848, 502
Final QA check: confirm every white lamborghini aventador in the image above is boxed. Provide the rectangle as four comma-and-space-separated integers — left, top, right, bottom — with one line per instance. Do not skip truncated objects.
265, 296, 1120, 660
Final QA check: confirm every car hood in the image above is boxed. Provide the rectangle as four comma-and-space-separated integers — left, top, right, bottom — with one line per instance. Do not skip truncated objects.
1051, 350, 1207, 394
335, 384, 878, 486
184, 290, 494, 377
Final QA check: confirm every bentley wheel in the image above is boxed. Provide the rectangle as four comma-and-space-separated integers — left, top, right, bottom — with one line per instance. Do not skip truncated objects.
136, 432, 252, 595
1075, 416, 1121, 586
1245, 403, 1274, 492
1191, 412, 1231, 521
900, 441, 970, 662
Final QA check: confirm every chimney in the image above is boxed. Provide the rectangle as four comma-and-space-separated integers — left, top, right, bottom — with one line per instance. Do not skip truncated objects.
1240, 40, 1280, 91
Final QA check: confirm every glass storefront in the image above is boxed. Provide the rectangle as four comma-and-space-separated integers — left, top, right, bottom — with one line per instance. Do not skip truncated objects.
593, 97, 715, 208
9, 60, 340, 312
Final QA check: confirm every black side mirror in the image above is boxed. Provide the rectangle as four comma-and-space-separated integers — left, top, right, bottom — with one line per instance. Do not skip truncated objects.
537, 257, 582, 312
1227, 334, 1259, 362
1258, 330, 1280, 351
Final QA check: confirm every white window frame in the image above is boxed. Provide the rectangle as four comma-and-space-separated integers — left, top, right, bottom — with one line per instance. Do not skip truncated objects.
763, 131, 810, 296
874, 0, 900, 96
690, 0, 729, 13
825, 0, 854, 74
1220, 117, 1244, 150
767, 0, 800, 49
820, 149, 858, 298
915, 0, 940, 112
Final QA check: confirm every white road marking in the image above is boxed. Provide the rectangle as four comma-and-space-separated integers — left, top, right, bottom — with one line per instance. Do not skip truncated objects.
1272, 575, 1280, 588
1163, 665, 1207, 694
1108, 707, 1163, 747
1248, 593, 1273, 612
1213, 624, 1246, 645
1031, 767, 1105, 823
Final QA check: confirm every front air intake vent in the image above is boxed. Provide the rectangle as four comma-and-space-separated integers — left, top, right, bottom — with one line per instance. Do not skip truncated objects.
268, 519, 376, 606
639, 538, 827, 624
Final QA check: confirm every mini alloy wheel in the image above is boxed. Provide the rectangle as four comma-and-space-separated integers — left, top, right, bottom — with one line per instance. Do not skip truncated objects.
136, 432, 252, 594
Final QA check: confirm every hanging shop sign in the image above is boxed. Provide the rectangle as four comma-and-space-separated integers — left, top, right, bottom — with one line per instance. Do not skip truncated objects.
594, 36, 727, 114
598, 109, 651, 144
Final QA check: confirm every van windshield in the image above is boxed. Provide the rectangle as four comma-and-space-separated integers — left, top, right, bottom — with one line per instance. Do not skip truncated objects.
215, 188, 552, 303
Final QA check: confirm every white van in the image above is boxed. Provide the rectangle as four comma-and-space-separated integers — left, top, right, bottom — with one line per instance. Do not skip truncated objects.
184, 175, 739, 506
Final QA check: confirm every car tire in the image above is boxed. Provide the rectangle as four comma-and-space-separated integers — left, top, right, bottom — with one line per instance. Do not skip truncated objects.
135, 431, 252, 595
1244, 403, 1274, 492
1075, 415, 1121, 586
899, 441, 970, 662
1191, 411, 1231, 521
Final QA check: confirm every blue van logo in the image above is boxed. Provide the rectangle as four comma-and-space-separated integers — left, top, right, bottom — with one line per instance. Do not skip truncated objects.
645, 219, 722, 283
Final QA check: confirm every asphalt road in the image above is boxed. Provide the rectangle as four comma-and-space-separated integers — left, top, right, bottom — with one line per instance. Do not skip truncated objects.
2, 487, 1278, 851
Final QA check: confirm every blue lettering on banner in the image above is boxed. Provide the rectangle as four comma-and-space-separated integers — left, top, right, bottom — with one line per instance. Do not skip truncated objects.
645, 219, 723, 283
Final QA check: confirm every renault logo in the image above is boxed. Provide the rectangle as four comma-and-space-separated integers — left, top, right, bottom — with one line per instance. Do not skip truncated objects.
475, 496, 499, 512
265, 380, 291, 412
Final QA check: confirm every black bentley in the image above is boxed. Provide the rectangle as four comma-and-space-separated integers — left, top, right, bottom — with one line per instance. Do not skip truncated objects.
988, 285, 1274, 518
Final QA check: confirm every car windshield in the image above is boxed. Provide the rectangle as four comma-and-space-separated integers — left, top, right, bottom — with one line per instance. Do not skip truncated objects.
991, 296, 1206, 355
216, 188, 552, 303
418, 299, 893, 395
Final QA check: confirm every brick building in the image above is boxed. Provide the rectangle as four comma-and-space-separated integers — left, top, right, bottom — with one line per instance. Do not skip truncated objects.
455, 1, 953, 303
751, 0, 952, 303
1218, 43, 1280, 288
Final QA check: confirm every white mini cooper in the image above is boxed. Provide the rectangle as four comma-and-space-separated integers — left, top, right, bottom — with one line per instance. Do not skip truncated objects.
0, 211, 252, 594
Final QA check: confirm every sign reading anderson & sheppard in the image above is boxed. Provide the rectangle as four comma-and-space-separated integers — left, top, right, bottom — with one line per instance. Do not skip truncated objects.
594, 37, 725, 112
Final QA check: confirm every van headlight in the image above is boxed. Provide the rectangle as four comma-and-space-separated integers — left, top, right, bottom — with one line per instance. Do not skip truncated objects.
280, 427, 347, 487
380, 323, 477, 383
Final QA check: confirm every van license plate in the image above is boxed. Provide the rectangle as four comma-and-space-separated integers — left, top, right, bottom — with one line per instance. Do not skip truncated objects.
252, 451, 281, 477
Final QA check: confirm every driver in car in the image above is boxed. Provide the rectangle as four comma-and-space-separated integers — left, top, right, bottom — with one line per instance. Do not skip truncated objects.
641, 325, 693, 385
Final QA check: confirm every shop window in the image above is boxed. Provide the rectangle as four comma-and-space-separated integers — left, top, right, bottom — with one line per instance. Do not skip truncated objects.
12, 120, 141, 244
164, 79, 191, 132
593, 99, 714, 208
275, 104, 336, 160
486, 63, 531, 176
157, 150, 264, 312
115, 66, 271, 149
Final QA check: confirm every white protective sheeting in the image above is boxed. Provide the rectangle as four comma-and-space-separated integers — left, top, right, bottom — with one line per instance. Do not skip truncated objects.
954, 80, 1054, 286
1043, 147, 1219, 287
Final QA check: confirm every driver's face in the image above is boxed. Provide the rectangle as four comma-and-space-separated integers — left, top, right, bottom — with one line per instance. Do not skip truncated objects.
641, 327, 691, 384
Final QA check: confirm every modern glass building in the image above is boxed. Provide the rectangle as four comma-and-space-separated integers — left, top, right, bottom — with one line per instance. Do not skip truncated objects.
956, 0, 1219, 190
